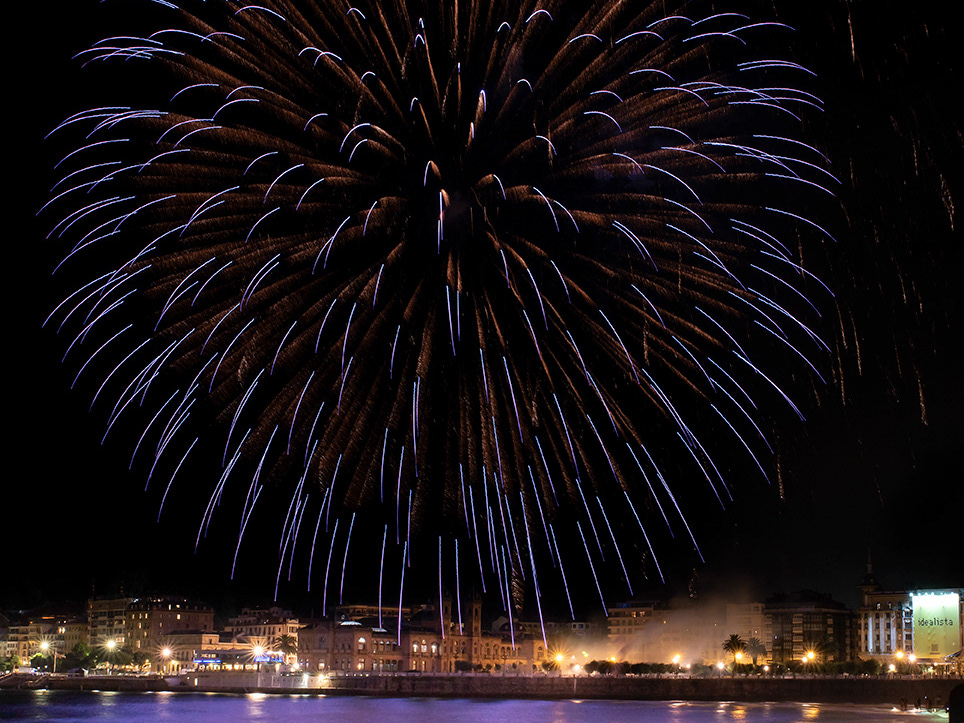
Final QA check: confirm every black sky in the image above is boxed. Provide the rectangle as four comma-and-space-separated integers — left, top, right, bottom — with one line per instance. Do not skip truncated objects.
9, 0, 961, 617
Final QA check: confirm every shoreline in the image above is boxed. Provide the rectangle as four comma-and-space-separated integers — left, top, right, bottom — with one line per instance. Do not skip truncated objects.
3, 673, 959, 706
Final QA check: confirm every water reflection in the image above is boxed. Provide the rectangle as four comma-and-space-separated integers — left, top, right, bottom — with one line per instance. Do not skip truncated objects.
0, 692, 952, 722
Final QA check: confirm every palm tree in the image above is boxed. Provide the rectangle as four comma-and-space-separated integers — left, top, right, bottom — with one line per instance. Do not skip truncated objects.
722, 634, 746, 663
745, 637, 767, 666
273, 634, 298, 664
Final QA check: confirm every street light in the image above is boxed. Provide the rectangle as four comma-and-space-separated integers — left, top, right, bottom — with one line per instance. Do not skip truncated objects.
40, 642, 56, 674
105, 639, 117, 676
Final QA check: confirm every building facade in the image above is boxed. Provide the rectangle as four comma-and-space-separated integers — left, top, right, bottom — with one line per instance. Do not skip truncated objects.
857, 587, 913, 659
297, 596, 549, 674
125, 596, 215, 653
607, 600, 656, 644
88, 596, 132, 648
764, 590, 853, 663
224, 607, 300, 653
856, 564, 963, 664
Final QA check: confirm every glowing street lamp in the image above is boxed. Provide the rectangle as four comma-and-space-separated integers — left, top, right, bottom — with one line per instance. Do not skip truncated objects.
40, 641, 56, 674
105, 639, 117, 675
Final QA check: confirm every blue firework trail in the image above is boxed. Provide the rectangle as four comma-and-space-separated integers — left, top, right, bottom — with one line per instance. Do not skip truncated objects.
43, 0, 834, 623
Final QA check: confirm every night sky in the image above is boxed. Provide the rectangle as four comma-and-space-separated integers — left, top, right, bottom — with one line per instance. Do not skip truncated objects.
9, 0, 960, 618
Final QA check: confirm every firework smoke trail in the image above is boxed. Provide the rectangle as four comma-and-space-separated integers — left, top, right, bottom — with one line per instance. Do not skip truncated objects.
44, 0, 833, 616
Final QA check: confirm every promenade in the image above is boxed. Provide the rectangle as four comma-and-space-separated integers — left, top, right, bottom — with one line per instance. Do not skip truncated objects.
3, 671, 959, 706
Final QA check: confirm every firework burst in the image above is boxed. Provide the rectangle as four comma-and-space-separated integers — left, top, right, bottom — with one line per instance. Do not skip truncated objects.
44, 0, 834, 620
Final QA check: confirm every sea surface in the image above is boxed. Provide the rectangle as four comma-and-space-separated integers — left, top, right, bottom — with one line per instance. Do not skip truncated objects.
0, 691, 950, 722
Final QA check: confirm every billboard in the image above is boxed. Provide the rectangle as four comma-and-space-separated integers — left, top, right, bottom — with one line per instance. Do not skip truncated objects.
912, 591, 961, 659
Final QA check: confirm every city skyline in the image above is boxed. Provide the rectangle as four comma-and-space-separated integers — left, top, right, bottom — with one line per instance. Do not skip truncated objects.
5, 580, 962, 676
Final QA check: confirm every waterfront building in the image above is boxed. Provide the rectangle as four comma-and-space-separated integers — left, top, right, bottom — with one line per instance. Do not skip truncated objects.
726, 603, 765, 644
856, 563, 913, 659
164, 632, 264, 672
299, 617, 434, 673
607, 600, 657, 644
4, 620, 51, 665
333, 620, 403, 672
60, 618, 88, 652
224, 606, 300, 656
295, 620, 329, 671
296, 594, 548, 674
297, 618, 403, 673
406, 606, 450, 672
34, 613, 87, 658
1, 610, 88, 665
908, 590, 963, 664
88, 596, 131, 648
856, 563, 963, 666
157, 631, 221, 671
125, 596, 214, 653
763, 590, 853, 663
87, 596, 132, 648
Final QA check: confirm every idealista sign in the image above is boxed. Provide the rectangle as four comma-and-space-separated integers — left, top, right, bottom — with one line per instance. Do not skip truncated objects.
911, 591, 961, 659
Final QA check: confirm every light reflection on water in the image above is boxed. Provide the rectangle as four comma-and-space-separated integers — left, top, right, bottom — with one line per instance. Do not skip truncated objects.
0, 691, 950, 723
